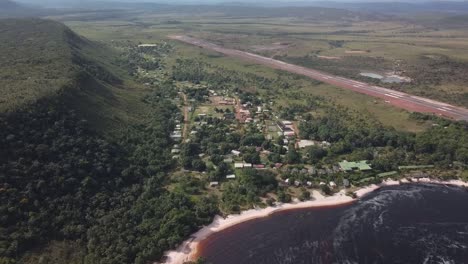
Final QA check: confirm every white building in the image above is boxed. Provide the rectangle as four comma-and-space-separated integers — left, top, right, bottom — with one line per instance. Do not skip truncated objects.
297, 140, 315, 149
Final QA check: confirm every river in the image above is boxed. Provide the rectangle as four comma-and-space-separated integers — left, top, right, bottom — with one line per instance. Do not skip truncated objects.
197, 184, 468, 264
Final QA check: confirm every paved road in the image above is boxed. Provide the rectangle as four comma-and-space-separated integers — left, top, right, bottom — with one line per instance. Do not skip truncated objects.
169, 35, 468, 122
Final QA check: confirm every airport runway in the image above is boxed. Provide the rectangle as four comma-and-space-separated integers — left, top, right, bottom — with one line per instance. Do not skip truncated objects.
169, 35, 468, 122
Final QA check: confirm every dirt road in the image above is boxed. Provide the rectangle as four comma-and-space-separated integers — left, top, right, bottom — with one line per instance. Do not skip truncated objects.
180, 92, 189, 141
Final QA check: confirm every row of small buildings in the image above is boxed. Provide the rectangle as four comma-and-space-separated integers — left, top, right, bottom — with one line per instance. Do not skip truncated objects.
283, 160, 372, 176
277, 120, 296, 138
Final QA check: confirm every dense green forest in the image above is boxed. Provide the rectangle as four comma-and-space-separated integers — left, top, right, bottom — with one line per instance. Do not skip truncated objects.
0, 83, 218, 264
299, 109, 468, 169
0, 19, 218, 264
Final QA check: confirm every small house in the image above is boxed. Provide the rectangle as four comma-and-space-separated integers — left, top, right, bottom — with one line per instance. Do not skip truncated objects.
234, 163, 244, 169
275, 163, 283, 169
297, 140, 315, 149
171, 149, 180, 154
223, 158, 234, 163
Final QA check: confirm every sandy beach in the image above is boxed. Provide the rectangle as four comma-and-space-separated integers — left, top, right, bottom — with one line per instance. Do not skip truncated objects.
159, 178, 467, 264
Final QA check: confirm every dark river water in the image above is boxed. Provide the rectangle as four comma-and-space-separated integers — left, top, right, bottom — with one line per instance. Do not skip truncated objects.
197, 184, 468, 264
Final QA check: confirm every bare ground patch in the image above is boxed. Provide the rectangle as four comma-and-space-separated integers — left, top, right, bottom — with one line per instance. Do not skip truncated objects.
345, 50, 369, 54
317, 55, 341, 60
251, 42, 291, 52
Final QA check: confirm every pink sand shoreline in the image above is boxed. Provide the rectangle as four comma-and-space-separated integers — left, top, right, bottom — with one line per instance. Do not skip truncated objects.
158, 178, 467, 264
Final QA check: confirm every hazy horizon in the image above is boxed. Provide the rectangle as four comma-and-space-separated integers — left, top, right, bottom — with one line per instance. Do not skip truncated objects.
11, 0, 468, 10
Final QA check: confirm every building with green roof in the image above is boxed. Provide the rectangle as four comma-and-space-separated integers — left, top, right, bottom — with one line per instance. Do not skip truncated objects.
339, 160, 372, 172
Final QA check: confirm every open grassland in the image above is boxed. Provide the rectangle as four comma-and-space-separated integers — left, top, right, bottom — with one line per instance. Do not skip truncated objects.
152, 16, 468, 107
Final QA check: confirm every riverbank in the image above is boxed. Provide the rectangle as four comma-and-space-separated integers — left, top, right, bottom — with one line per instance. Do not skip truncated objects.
159, 177, 467, 264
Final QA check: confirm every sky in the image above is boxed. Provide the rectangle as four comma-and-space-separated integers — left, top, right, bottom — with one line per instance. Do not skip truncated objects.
17, 0, 463, 3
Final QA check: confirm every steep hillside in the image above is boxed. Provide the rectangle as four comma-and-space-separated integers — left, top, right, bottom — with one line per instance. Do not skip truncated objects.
0, 18, 143, 133
0, 19, 77, 111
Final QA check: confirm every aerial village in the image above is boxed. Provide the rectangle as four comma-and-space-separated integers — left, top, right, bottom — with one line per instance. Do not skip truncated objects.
133, 43, 439, 202
168, 82, 382, 197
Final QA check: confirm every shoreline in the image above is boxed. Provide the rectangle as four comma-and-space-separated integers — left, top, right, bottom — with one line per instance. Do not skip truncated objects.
159, 177, 468, 264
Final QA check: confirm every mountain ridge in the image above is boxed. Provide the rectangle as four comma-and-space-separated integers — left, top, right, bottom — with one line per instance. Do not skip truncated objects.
0, 18, 143, 134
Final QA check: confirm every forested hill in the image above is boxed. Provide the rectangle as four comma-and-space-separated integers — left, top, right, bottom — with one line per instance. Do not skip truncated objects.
0, 18, 133, 131
0, 19, 217, 264
0, 19, 77, 111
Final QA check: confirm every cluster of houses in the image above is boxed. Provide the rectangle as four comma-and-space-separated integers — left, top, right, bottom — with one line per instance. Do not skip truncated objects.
283, 178, 349, 189
237, 103, 252, 123
171, 144, 180, 159
281, 160, 372, 187
170, 122, 183, 142
218, 98, 235, 106
208, 90, 236, 105
171, 121, 183, 159
236, 100, 271, 124
277, 120, 296, 138
283, 166, 339, 177
175, 88, 376, 192
282, 160, 372, 176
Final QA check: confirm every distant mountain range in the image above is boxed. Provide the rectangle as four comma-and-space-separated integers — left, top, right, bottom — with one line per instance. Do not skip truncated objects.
0, 0, 24, 10
5, 0, 468, 23
308, 1, 468, 14
0, 0, 39, 17
12, 0, 468, 12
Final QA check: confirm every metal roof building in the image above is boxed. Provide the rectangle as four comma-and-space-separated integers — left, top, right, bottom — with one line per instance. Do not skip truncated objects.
339, 160, 372, 172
